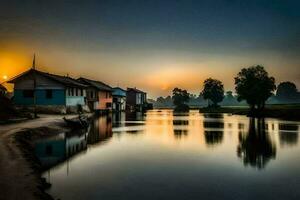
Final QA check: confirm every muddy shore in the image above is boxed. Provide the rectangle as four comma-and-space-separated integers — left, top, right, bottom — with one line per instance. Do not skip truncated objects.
0, 115, 75, 200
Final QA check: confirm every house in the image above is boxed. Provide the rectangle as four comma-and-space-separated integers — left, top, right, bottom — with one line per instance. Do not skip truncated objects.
77, 77, 113, 111
0, 84, 7, 95
126, 87, 147, 112
8, 68, 88, 114
112, 87, 126, 112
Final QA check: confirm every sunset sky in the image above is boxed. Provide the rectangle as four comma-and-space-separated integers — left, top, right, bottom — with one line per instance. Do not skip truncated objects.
1, 0, 299, 98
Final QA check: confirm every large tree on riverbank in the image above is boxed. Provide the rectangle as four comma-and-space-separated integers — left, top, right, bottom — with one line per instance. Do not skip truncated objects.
201, 78, 224, 107
235, 65, 276, 112
172, 88, 190, 111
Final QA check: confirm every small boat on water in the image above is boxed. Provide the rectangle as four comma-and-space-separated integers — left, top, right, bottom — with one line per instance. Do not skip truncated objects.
63, 115, 89, 129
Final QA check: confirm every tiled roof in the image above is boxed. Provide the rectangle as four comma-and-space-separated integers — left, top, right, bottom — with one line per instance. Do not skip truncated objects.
78, 77, 112, 91
8, 69, 87, 88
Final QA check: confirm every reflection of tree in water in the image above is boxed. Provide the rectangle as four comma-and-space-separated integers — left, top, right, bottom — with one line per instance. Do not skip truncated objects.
173, 120, 189, 125
203, 113, 224, 119
204, 130, 223, 146
237, 118, 276, 169
87, 115, 112, 144
279, 123, 299, 147
203, 114, 224, 146
174, 129, 188, 139
173, 119, 189, 139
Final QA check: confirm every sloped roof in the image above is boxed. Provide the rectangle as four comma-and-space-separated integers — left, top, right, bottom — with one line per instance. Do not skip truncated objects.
113, 87, 126, 92
0, 84, 7, 91
127, 87, 146, 94
112, 87, 126, 97
8, 69, 87, 88
78, 77, 112, 91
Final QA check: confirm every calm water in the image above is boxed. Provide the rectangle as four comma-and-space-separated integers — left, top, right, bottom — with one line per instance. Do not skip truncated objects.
36, 110, 300, 200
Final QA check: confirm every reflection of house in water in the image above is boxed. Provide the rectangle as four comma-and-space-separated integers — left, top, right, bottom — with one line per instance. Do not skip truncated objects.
112, 112, 126, 127
203, 114, 224, 146
125, 111, 145, 122
174, 129, 188, 139
278, 123, 299, 147
35, 130, 88, 169
237, 118, 276, 169
87, 115, 113, 144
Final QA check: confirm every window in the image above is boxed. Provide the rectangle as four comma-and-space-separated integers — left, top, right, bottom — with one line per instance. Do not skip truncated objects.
46, 90, 53, 99
75, 88, 78, 96
23, 90, 34, 98
80, 89, 83, 96
106, 102, 112, 108
70, 88, 74, 96
45, 145, 53, 156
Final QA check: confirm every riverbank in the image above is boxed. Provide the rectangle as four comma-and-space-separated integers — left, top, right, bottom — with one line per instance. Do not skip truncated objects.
199, 104, 300, 120
0, 115, 75, 200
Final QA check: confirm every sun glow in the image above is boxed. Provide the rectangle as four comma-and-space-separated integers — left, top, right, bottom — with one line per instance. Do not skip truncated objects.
3, 75, 7, 80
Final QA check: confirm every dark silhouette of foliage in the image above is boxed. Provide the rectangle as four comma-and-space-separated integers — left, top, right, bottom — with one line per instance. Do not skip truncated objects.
201, 78, 224, 107
276, 81, 299, 103
237, 118, 276, 169
172, 88, 190, 112
235, 65, 276, 112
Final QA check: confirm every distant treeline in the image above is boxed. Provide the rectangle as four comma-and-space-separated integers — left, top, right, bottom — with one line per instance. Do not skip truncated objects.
149, 82, 300, 108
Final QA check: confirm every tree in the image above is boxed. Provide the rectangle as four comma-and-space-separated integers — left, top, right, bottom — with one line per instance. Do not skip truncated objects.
235, 65, 276, 112
172, 88, 190, 111
276, 81, 298, 102
222, 91, 238, 106
201, 78, 224, 107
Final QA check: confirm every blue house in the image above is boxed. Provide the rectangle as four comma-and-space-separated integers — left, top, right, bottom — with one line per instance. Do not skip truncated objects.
112, 87, 126, 111
8, 67, 88, 113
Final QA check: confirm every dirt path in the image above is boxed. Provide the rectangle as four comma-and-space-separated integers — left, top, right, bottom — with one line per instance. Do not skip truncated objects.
0, 115, 73, 200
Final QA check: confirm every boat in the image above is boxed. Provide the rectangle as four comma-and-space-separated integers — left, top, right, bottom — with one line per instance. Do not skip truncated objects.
63, 115, 89, 129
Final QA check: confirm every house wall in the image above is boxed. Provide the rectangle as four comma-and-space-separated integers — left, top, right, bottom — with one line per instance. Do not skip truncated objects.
13, 73, 67, 106
66, 96, 85, 106
66, 87, 86, 106
136, 93, 142, 105
97, 91, 112, 110
126, 91, 137, 106
112, 96, 126, 111
14, 89, 66, 105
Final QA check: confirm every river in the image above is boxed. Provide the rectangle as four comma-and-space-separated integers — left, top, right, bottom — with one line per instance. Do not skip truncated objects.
35, 110, 300, 200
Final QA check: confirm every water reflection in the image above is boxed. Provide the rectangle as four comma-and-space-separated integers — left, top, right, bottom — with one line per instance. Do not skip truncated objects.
279, 123, 299, 147
35, 115, 113, 169
87, 115, 112, 144
39, 110, 300, 200
35, 129, 88, 169
125, 111, 145, 121
203, 114, 224, 146
237, 118, 276, 169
